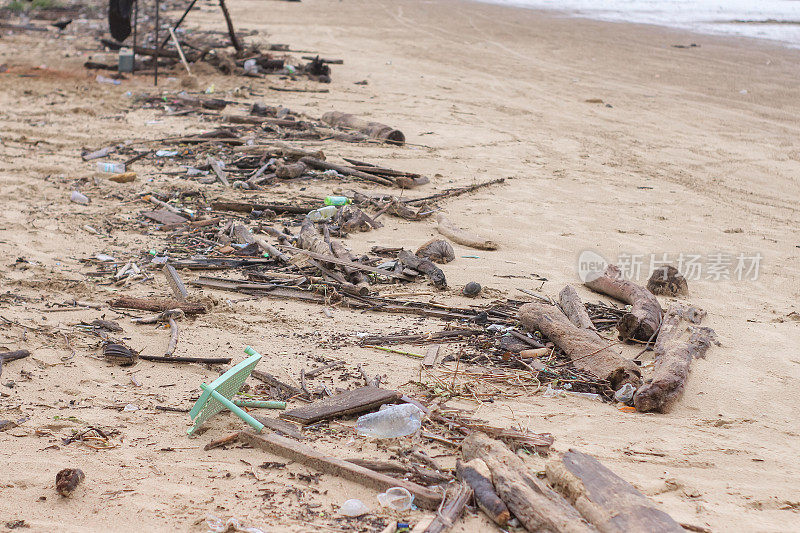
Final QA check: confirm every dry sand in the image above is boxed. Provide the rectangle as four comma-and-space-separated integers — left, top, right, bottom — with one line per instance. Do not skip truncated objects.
1, 0, 799, 531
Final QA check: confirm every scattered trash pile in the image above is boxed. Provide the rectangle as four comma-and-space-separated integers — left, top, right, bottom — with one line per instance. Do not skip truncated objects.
2, 3, 718, 531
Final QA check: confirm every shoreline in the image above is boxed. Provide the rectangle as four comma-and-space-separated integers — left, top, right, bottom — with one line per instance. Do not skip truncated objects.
471, 0, 800, 49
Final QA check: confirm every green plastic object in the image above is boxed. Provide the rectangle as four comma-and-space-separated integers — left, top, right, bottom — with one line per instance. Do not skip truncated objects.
232, 399, 286, 409
187, 346, 265, 436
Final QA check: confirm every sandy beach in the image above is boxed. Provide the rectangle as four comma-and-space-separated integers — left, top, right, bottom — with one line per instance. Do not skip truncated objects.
1, 0, 799, 531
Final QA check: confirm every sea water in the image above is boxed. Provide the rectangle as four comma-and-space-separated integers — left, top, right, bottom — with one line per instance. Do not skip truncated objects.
481, 0, 800, 48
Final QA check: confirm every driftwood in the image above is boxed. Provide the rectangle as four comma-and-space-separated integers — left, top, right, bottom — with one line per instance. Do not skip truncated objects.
462, 433, 596, 533
634, 305, 716, 413
162, 264, 189, 301
416, 239, 455, 264
456, 458, 510, 526
423, 482, 473, 533
398, 250, 447, 289
110, 296, 207, 315
559, 286, 595, 331
252, 415, 305, 440
211, 199, 315, 215
204, 432, 240, 451
546, 450, 683, 533
584, 265, 662, 342
0, 349, 31, 378
330, 240, 370, 291
238, 431, 442, 510
232, 223, 290, 264
646, 265, 688, 296
436, 214, 498, 250
519, 302, 641, 389
320, 111, 405, 145
299, 156, 395, 186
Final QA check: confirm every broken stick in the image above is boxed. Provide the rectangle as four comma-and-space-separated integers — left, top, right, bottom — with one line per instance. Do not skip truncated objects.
237, 431, 443, 510
634, 305, 716, 413
110, 296, 206, 315
456, 458, 510, 526
519, 302, 641, 389
559, 285, 596, 331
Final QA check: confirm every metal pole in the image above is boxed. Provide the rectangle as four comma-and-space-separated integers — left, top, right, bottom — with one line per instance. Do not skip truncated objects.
159, 0, 199, 51
131, 0, 138, 74
154, 0, 159, 86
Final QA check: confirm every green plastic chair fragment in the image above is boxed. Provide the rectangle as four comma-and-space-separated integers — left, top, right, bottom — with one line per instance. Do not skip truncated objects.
187, 346, 266, 436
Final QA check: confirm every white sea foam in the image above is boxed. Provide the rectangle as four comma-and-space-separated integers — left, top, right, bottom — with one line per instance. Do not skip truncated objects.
480, 0, 800, 47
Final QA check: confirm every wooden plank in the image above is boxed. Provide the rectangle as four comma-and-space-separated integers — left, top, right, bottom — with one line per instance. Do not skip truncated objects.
253, 415, 305, 440
546, 449, 684, 533
279, 386, 399, 424
237, 431, 443, 510
422, 345, 441, 368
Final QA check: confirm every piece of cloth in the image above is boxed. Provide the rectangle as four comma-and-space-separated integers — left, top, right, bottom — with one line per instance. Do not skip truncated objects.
108, 0, 135, 42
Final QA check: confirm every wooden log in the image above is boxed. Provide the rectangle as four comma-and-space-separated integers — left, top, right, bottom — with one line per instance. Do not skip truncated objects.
559, 286, 596, 331
436, 214, 498, 250
456, 458, 510, 527
634, 305, 716, 413
237, 431, 443, 510
320, 111, 405, 145
110, 296, 207, 315
584, 265, 662, 342
398, 249, 447, 289
299, 157, 395, 186
462, 433, 596, 533
519, 302, 641, 389
280, 386, 399, 424
646, 265, 688, 297
211, 199, 315, 215
423, 482, 473, 533
545, 450, 684, 533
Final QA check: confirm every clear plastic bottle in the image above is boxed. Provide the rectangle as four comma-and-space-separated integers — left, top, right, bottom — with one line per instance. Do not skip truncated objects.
70, 191, 90, 205
356, 404, 423, 438
324, 196, 352, 206
306, 205, 338, 222
97, 162, 126, 173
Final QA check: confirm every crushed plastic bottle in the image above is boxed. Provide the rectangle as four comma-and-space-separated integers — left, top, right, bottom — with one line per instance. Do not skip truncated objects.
567, 391, 604, 402
96, 74, 121, 85
97, 162, 126, 174
614, 383, 636, 403
306, 205, 338, 222
356, 403, 423, 439
338, 499, 369, 517
324, 196, 352, 206
377, 487, 414, 511
70, 191, 90, 205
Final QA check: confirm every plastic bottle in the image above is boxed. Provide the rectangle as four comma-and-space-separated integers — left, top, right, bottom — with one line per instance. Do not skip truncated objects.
306, 205, 338, 222
97, 162, 126, 174
324, 196, 352, 206
356, 403, 423, 439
